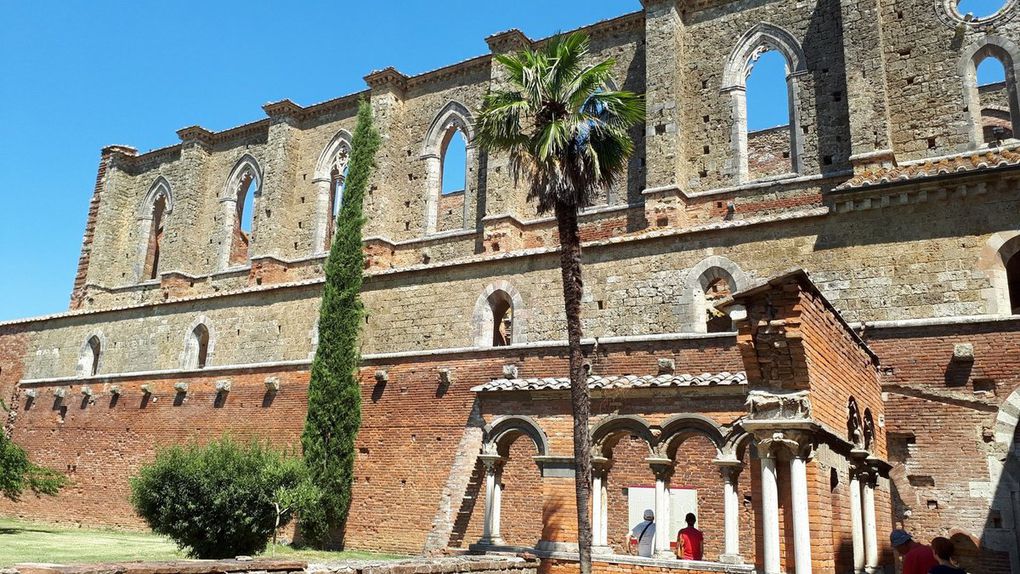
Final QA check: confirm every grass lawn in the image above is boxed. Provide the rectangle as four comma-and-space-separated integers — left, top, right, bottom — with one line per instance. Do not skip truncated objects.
0, 517, 403, 567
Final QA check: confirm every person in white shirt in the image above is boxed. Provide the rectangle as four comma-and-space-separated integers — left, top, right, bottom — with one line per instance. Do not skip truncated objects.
629, 509, 656, 557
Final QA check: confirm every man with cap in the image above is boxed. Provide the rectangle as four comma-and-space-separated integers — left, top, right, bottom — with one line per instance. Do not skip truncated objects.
891, 529, 937, 574
629, 509, 656, 557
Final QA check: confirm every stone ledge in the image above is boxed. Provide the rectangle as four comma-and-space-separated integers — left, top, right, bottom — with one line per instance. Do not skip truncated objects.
470, 545, 753, 573
11, 559, 306, 574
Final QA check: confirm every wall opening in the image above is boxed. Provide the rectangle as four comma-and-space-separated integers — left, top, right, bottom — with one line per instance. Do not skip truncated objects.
977, 56, 1014, 144
327, 160, 349, 248
956, 0, 1008, 19
703, 277, 734, 332
963, 41, 1020, 148
185, 324, 210, 370
436, 128, 468, 233
143, 193, 168, 280
1006, 250, 1020, 314
746, 50, 794, 179
489, 290, 514, 347
80, 336, 101, 377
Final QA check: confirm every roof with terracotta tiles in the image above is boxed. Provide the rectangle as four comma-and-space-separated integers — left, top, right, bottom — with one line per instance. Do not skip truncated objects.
836, 144, 1020, 190
470, 372, 746, 392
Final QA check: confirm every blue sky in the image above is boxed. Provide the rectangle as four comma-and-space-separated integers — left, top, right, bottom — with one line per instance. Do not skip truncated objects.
0, 2, 1002, 322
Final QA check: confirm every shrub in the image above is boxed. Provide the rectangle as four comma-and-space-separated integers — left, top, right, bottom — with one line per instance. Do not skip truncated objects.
130, 437, 307, 558
0, 401, 66, 500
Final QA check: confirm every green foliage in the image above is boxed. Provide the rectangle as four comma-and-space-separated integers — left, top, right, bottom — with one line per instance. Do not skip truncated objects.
475, 31, 645, 213
129, 437, 308, 559
300, 99, 381, 547
0, 401, 67, 500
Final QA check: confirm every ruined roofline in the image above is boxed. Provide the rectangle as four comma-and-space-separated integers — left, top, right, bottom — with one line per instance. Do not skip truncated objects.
106, 10, 644, 164
720, 268, 882, 366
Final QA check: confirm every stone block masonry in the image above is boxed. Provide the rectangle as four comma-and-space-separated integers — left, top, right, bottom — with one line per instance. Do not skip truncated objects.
3, 1, 1020, 573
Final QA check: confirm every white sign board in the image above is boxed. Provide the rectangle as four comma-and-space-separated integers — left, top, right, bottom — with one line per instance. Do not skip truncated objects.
625, 486, 698, 548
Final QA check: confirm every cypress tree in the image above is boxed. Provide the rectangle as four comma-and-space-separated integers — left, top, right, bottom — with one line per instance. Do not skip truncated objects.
300, 99, 380, 547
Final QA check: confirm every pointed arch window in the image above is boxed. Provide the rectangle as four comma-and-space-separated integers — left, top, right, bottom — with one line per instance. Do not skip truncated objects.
137, 178, 173, 282
722, 24, 806, 184
314, 131, 354, 253
422, 102, 476, 235
78, 335, 101, 377
219, 156, 262, 270
184, 323, 210, 370
961, 39, 1020, 148
489, 290, 514, 347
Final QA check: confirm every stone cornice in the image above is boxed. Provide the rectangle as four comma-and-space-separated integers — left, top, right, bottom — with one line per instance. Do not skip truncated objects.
364, 66, 409, 94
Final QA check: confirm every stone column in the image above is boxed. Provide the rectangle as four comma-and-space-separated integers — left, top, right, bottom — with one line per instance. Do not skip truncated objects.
478, 455, 505, 546
423, 154, 441, 234
759, 449, 781, 574
790, 448, 814, 574
311, 178, 331, 254
649, 459, 674, 558
592, 458, 611, 552
715, 460, 744, 563
862, 467, 880, 573
849, 465, 866, 573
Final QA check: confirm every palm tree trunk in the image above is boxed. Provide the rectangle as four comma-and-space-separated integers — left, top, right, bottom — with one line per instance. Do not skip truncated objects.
555, 199, 592, 574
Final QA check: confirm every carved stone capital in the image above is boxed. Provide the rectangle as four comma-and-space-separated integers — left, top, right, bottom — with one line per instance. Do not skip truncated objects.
479, 453, 505, 472
646, 457, 674, 480
746, 389, 813, 421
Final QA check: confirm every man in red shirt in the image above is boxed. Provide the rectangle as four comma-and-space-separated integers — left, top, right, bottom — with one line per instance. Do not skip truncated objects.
891, 530, 937, 574
676, 513, 704, 561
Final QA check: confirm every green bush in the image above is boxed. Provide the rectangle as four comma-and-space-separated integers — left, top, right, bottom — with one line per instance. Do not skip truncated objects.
130, 437, 308, 558
1, 401, 66, 500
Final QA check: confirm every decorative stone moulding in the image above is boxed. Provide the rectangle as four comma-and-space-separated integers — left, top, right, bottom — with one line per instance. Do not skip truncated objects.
109, 385, 122, 395
215, 380, 232, 393
375, 369, 389, 384
80, 385, 93, 397
502, 364, 519, 379
174, 382, 189, 393
53, 388, 67, 398
23, 389, 37, 399
264, 377, 280, 392
953, 343, 975, 361
140, 384, 153, 395
438, 368, 453, 386
657, 358, 676, 375
745, 389, 813, 420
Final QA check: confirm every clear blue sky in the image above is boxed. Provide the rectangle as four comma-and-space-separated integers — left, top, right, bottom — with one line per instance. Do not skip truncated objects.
2, 2, 995, 323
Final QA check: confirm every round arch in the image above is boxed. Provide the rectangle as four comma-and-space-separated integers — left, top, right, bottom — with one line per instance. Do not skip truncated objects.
682, 256, 752, 332
658, 413, 726, 458
590, 415, 656, 458
483, 415, 550, 458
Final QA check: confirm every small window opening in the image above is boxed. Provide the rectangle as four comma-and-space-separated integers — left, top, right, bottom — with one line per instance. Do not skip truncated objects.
488, 290, 514, 347
144, 194, 167, 280
231, 171, 256, 265
704, 277, 734, 333
746, 50, 793, 179
80, 336, 101, 377
326, 149, 350, 248
1006, 250, 1020, 313
186, 324, 210, 370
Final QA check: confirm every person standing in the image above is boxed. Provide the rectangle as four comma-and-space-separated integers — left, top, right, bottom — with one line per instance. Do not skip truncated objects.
929, 537, 967, 574
676, 513, 704, 561
891, 530, 938, 574
629, 509, 656, 557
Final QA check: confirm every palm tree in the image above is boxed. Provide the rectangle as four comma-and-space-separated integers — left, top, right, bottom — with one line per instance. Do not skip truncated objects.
475, 32, 644, 574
